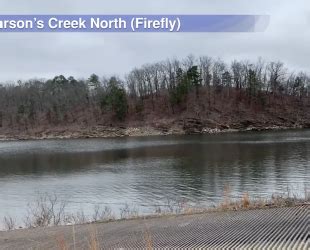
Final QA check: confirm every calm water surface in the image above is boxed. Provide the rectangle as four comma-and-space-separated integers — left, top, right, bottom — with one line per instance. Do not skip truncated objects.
0, 130, 309, 226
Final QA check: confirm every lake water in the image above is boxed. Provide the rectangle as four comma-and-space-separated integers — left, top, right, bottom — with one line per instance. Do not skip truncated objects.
0, 130, 309, 227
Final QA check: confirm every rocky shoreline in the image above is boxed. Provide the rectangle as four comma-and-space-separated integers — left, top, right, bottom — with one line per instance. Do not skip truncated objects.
0, 117, 308, 141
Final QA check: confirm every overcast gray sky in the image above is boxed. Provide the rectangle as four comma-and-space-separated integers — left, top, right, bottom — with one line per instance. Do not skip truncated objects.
0, 0, 309, 82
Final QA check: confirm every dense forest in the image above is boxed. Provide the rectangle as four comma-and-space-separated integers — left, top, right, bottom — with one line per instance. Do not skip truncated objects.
0, 56, 309, 139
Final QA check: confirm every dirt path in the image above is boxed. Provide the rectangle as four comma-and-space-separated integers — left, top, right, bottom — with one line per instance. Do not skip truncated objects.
0, 205, 308, 249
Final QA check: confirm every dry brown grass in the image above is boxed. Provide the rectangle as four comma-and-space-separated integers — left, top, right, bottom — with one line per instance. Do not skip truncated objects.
144, 227, 153, 250
214, 191, 306, 213
242, 192, 250, 208
88, 226, 100, 250
53, 225, 101, 250
53, 225, 156, 250
55, 234, 69, 250
220, 184, 232, 209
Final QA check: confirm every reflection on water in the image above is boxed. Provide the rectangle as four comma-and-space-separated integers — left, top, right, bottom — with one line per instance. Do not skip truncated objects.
0, 130, 309, 225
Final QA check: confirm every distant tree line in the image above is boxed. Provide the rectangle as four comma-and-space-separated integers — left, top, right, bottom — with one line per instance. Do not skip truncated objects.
0, 56, 309, 130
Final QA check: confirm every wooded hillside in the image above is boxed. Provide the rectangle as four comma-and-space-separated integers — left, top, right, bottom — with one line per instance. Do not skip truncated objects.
0, 56, 309, 138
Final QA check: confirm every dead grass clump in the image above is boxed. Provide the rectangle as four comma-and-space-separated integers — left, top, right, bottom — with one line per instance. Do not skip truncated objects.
153, 198, 193, 216
56, 234, 69, 250
92, 205, 114, 222
3, 216, 16, 231
120, 203, 139, 219
220, 184, 232, 210
144, 227, 153, 250
88, 226, 100, 250
24, 193, 67, 228
242, 193, 250, 208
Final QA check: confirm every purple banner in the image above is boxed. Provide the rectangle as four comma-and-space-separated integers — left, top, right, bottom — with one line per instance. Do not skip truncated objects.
0, 15, 270, 32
